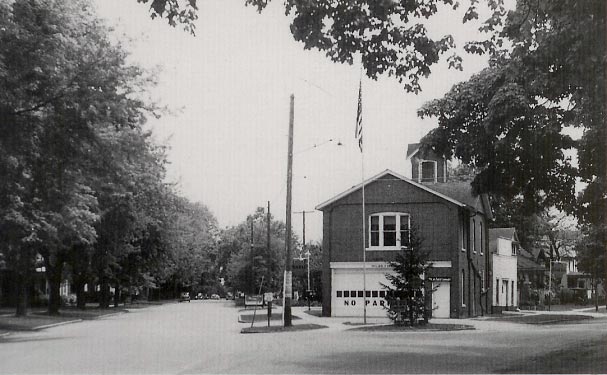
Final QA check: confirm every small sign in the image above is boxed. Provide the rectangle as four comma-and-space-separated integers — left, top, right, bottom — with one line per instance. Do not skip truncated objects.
284, 271, 292, 296
264, 292, 273, 302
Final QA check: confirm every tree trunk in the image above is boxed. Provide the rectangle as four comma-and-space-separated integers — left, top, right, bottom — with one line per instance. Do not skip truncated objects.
113, 284, 120, 308
594, 277, 599, 312
46, 260, 63, 315
15, 272, 29, 317
99, 279, 110, 309
74, 277, 86, 310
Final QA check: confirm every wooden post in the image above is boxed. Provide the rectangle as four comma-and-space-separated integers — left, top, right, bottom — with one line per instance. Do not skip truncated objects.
284, 94, 294, 327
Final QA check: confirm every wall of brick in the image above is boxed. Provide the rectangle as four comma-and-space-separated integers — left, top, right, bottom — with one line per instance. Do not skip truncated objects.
320, 174, 490, 318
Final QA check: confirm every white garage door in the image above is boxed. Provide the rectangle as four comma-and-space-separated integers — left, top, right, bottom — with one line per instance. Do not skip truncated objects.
331, 266, 393, 317
431, 280, 451, 318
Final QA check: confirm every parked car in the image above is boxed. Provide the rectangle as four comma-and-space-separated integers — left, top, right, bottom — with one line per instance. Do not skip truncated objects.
225, 292, 233, 300
179, 292, 191, 302
195, 292, 204, 300
210, 294, 220, 300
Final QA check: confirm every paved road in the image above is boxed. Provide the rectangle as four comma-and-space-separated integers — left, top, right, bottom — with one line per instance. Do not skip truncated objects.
0, 301, 605, 374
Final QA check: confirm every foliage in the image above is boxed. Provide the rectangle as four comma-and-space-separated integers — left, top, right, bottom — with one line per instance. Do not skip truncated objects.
383, 230, 433, 325
492, 199, 578, 258
419, 1, 604, 222
222, 207, 292, 294
576, 225, 606, 286
136, 0, 516, 93
0, 0, 219, 311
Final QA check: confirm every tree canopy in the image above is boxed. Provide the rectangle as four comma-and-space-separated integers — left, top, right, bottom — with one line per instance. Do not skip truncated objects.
427, 1, 602, 207
0, 0, 219, 313
136, 0, 514, 93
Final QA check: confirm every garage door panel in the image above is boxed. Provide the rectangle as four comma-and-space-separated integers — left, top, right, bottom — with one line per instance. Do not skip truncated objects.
332, 268, 393, 317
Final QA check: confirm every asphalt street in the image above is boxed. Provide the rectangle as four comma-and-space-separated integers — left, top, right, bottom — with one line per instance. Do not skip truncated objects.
0, 301, 605, 374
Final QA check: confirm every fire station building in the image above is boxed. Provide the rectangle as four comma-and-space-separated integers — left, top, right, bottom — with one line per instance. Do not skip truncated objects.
316, 146, 492, 319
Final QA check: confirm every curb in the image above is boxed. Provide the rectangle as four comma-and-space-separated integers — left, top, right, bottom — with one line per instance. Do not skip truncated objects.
94, 311, 127, 320
32, 319, 83, 330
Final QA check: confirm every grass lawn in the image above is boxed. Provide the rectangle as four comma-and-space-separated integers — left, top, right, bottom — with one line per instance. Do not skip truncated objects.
0, 314, 82, 331
35, 308, 128, 320
241, 323, 327, 334
489, 314, 594, 325
0, 307, 129, 331
350, 323, 475, 332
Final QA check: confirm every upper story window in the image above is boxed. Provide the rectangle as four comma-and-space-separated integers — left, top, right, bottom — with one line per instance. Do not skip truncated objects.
461, 214, 469, 252
511, 243, 517, 256
479, 222, 484, 255
472, 219, 476, 253
368, 213, 410, 250
418, 160, 437, 183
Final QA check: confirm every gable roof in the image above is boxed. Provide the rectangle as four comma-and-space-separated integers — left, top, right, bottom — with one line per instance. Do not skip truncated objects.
406, 143, 421, 159
518, 247, 545, 270
315, 169, 484, 212
489, 228, 519, 242
489, 228, 519, 254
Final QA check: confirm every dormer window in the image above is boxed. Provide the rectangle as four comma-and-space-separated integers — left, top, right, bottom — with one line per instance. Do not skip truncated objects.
418, 160, 437, 183
368, 213, 411, 250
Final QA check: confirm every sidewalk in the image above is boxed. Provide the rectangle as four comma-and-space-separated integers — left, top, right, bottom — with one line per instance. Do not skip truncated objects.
517, 307, 607, 319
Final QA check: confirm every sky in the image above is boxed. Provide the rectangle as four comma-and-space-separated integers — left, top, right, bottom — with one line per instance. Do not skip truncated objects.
94, 0, 492, 243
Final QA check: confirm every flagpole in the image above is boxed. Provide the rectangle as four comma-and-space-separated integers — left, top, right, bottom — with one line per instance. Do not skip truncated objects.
356, 62, 367, 325
362, 142, 367, 325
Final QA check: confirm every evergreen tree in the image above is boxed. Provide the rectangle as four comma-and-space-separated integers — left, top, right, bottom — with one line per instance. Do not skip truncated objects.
383, 230, 433, 326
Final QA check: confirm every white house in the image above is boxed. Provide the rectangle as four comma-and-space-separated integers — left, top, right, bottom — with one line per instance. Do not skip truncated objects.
490, 228, 519, 311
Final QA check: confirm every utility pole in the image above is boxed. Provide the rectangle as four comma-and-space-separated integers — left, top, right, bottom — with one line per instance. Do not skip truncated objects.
250, 218, 255, 295
294, 210, 315, 293
284, 94, 294, 327
267, 201, 271, 261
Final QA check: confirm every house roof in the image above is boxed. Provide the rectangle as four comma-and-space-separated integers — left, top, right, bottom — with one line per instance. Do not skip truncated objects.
406, 143, 421, 159
488, 228, 519, 253
489, 228, 516, 240
517, 247, 545, 270
315, 169, 487, 213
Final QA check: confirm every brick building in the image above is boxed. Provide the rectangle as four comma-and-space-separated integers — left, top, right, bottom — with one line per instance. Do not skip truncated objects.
316, 147, 492, 319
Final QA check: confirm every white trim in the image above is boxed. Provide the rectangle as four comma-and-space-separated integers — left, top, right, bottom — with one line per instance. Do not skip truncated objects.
418, 159, 438, 183
330, 261, 451, 269
432, 261, 452, 268
406, 145, 420, 159
315, 169, 467, 210
331, 262, 391, 269
367, 212, 410, 250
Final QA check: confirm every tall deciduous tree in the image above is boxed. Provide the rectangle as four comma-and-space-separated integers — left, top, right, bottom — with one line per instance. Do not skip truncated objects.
417, 1, 605, 304
223, 207, 291, 294
0, 0, 166, 314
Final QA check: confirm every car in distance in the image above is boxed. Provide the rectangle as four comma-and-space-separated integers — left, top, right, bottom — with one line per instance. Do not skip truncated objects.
210, 294, 220, 300
179, 292, 191, 302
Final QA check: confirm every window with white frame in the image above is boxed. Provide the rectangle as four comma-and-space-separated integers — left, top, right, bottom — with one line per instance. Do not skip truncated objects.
461, 214, 469, 252
472, 219, 476, 253
480, 221, 484, 255
511, 243, 517, 256
461, 270, 466, 307
418, 160, 437, 183
368, 213, 410, 250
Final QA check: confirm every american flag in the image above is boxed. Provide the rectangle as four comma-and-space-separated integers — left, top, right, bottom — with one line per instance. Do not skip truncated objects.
355, 80, 363, 152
